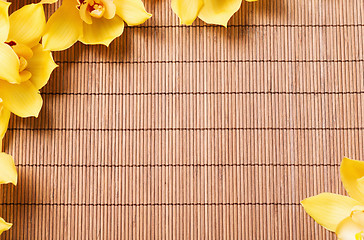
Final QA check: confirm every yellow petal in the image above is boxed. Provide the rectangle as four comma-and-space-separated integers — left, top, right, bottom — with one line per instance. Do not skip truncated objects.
27, 44, 57, 89
350, 206, 364, 228
0, 152, 17, 185
79, 3, 93, 24
42, 0, 83, 51
0, 80, 43, 118
171, 0, 203, 25
12, 43, 33, 60
341, 157, 364, 203
0, 217, 12, 235
8, 3, 46, 48
19, 70, 32, 83
198, 0, 242, 27
301, 192, 360, 232
0, 102, 10, 140
0, 0, 10, 42
102, 0, 116, 19
336, 217, 364, 240
79, 15, 124, 46
114, 0, 151, 26
0, 43, 20, 84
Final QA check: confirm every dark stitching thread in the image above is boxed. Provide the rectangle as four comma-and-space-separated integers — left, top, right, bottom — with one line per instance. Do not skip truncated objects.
7, 127, 364, 131
130, 24, 364, 29
41, 91, 364, 96
0, 202, 300, 206
15, 163, 340, 168
55, 59, 364, 64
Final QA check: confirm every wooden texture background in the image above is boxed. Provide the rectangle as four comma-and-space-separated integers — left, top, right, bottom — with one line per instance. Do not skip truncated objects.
1, 0, 363, 239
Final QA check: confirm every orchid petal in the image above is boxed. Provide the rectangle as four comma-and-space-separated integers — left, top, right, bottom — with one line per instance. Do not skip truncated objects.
0, 217, 12, 235
0, 152, 17, 185
114, 0, 151, 26
171, 0, 203, 25
301, 192, 360, 232
0, 102, 10, 141
8, 4, 46, 48
0, 80, 43, 118
350, 206, 364, 229
0, 43, 20, 84
79, 15, 124, 46
0, 0, 10, 42
42, 0, 83, 51
102, 0, 116, 19
198, 0, 243, 27
336, 217, 364, 240
341, 157, 364, 203
27, 44, 57, 89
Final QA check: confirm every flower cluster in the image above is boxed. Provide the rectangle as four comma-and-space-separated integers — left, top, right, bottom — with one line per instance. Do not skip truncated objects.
172, 0, 257, 26
43, 0, 152, 51
0, 0, 58, 234
0, 0, 259, 235
0, 0, 152, 234
301, 158, 364, 240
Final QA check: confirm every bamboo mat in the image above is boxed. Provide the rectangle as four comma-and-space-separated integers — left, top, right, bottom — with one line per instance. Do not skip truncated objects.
1, 0, 364, 239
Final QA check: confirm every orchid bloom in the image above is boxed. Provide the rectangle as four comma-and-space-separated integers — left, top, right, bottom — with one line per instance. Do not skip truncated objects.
0, 1, 57, 118
301, 158, 364, 240
42, 0, 151, 51
172, 0, 257, 26
0, 152, 17, 236
0, 113, 17, 235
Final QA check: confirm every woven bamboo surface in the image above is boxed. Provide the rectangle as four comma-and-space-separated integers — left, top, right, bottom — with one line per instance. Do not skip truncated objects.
1, 0, 364, 239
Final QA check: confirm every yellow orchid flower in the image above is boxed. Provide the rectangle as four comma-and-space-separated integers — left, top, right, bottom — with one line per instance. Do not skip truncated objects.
42, 0, 151, 51
172, 0, 257, 26
0, 152, 17, 236
0, 1, 57, 118
0, 101, 10, 147
301, 157, 364, 240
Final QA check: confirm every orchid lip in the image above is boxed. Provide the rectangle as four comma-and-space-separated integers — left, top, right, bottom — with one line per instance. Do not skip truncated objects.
77, 0, 108, 21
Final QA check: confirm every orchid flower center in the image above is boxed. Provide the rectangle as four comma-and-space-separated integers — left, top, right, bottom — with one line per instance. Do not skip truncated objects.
5, 41, 33, 81
77, 0, 116, 24
348, 207, 364, 239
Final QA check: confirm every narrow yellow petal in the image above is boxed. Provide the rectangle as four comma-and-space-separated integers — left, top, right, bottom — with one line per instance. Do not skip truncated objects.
0, 80, 43, 118
301, 192, 360, 232
0, 0, 10, 42
0, 103, 10, 140
0, 43, 21, 84
0, 152, 17, 185
198, 0, 242, 27
336, 217, 364, 240
8, 4, 46, 48
0, 217, 12, 235
79, 3, 93, 24
19, 70, 32, 83
12, 43, 33, 60
79, 15, 124, 46
27, 44, 57, 89
341, 157, 364, 203
171, 0, 203, 25
114, 0, 151, 26
42, 0, 83, 51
